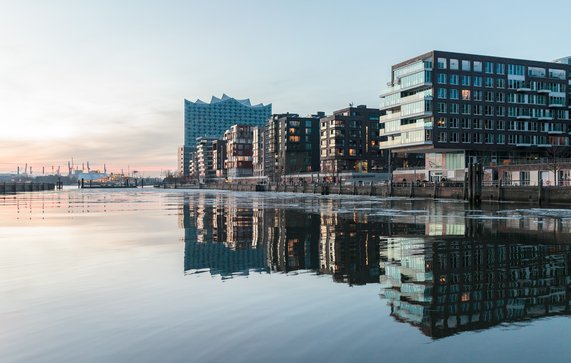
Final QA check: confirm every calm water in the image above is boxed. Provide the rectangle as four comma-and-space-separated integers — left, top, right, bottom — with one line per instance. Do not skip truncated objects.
1, 189, 571, 362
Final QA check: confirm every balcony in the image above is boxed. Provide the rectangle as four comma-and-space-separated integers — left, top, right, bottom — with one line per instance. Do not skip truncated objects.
381, 76, 433, 97
399, 91, 433, 105
402, 119, 432, 132
549, 103, 565, 108
379, 138, 432, 149
402, 110, 433, 120
516, 114, 531, 120
537, 88, 551, 93
538, 116, 553, 120
392, 81, 432, 95
380, 111, 402, 123
380, 120, 431, 137
516, 86, 532, 92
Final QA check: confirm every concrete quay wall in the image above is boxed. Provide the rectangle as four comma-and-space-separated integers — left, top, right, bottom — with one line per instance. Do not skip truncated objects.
168, 182, 571, 205
0, 183, 56, 194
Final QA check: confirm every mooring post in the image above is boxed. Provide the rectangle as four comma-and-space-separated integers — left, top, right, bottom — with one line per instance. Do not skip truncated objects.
473, 163, 482, 205
409, 180, 414, 198
468, 163, 473, 203
462, 172, 467, 200
538, 178, 543, 206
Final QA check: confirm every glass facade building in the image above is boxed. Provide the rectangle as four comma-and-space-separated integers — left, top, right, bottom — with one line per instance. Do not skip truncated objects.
380, 51, 571, 181
182, 94, 271, 176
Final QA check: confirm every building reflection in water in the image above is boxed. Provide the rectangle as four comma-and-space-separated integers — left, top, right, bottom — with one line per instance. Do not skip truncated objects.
181, 194, 266, 278
181, 193, 571, 336
380, 217, 571, 338
181, 195, 380, 283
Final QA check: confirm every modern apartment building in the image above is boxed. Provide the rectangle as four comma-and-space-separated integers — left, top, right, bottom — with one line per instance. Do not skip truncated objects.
224, 124, 255, 178
182, 94, 271, 176
177, 146, 186, 176
196, 137, 219, 183
212, 139, 227, 178
320, 105, 385, 175
265, 113, 323, 182
252, 126, 266, 179
264, 116, 280, 182
188, 151, 198, 181
380, 51, 571, 181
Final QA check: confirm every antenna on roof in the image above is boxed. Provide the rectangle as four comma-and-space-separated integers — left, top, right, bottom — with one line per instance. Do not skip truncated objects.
349, 102, 354, 107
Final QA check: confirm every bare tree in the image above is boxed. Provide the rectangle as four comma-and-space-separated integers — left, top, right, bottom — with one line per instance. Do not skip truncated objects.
546, 146, 571, 186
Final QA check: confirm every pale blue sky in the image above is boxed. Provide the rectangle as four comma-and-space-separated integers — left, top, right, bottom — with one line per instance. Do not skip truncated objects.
1, 0, 569, 175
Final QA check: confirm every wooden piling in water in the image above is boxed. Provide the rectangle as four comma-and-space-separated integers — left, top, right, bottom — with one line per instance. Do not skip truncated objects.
538, 179, 543, 206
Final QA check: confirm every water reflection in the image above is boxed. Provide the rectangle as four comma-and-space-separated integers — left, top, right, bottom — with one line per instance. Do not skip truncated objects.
381, 233, 571, 338
181, 193, 571, 338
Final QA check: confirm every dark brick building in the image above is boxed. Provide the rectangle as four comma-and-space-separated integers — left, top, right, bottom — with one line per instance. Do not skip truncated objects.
320, 105, 386, 174
265, 113, 323, 182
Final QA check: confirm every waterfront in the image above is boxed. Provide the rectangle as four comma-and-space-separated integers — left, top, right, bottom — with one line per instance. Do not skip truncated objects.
2, 189, 571, 362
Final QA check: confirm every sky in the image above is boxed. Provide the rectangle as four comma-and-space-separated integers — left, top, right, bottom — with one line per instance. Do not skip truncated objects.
0, 0, 570, 176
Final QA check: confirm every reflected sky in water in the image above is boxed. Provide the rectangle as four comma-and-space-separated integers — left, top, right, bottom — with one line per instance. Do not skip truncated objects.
1, 189, 571, 363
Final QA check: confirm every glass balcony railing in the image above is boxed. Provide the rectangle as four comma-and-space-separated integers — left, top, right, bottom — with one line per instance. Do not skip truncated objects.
381, 71, 433, 96
380, 111, 402, 123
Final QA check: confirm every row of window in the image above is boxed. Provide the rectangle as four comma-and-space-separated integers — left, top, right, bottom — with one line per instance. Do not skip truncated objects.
321, 130, 367, 137
437, 72, 570, 91
288, 120, 314, 127
437, 58, 505, 74
436, 102, 570, 118
436, 57, 567, 80
288, 127, 314, 135
436, 132, 568, 146
435, 117, 567, 132
437, 73, 504, 87
320, 148, 364, 157
436, 89, 568, 106
320, 120, 378, 128
321, 139, 376, 147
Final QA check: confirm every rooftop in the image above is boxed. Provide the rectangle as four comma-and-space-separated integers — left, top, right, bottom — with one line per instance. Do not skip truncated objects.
185, 94, 270, 108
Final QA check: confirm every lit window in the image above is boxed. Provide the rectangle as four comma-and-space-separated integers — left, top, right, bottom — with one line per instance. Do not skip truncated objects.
462, 90, 471, 100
